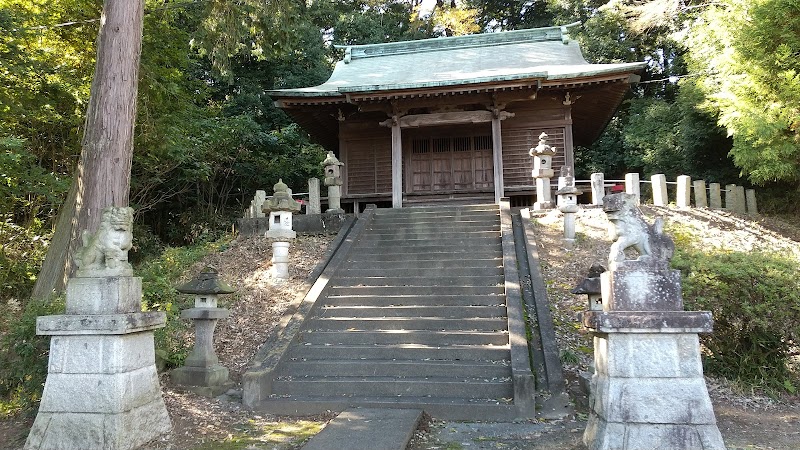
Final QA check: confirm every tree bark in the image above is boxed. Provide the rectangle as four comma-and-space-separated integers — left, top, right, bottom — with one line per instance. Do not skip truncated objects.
31, 0, 144, 300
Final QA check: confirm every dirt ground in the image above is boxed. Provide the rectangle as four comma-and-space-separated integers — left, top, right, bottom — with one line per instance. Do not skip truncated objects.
2, 208, 799, 449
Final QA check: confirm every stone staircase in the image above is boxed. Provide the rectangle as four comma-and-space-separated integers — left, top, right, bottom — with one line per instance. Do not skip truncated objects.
255, 204, 534, 420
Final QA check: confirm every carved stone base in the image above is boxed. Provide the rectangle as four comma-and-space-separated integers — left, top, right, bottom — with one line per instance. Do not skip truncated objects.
25, 331, 171, 450
583, 331, 724, 450
171, 365, 233, 397
26, 276, 171, 450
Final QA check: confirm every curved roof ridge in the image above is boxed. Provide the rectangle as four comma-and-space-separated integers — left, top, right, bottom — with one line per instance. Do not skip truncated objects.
335, 22, 581, 62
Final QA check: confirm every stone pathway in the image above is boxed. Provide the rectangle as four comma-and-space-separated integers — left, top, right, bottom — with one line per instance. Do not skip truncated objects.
301, 408, 422, 450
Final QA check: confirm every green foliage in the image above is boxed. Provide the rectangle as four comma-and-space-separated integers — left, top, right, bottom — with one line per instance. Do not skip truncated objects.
0, 138, 68, 301
672, 248, 800, 394
0, 296, 65, 417
137, 235, 233, 369
685, 0, 800, 185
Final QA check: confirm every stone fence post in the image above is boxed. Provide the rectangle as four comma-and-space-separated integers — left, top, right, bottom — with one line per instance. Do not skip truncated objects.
676, 175, 691, 209
307, 178, 321, 215
590, 173, 605, 206
624, 173, 640, 205
709, 183, 722, 209
746, 189, 758, 215
651, 174, 668, 206
725, 184, 747, 214
693, 180, 708, 208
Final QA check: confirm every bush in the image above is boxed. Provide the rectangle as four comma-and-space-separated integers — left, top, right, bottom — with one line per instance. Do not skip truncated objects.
0, 296, 65, 417
672, 249, 800, 394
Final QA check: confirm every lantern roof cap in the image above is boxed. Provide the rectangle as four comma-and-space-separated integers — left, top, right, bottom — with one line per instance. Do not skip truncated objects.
176, 266, 235, 295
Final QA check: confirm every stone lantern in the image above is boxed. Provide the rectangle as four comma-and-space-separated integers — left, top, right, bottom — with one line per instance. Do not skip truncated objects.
529, 132, 557, 210
556, 181, 583, 248
262, 179, 302, 283
172, 266, 235, 396
571, 263, 604, 311
321, 151, 344, 213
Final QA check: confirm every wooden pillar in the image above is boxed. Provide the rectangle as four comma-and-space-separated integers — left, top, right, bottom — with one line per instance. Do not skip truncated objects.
391, 120, 402, 208
492, 116, 504, 204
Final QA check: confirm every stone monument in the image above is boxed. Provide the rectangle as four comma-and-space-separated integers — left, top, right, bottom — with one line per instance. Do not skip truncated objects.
321, 151, 344, 214
262, 179, 301, 283
581, 193, 725, 450
25, 206, 171, 450
171, 266, 235, 396
529, 132, 556, 210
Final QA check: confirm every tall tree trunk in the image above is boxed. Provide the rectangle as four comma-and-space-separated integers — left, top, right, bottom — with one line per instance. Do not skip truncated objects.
31, 0, 144, 300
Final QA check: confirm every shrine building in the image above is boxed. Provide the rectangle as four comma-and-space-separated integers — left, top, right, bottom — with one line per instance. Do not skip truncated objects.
267, 23, 645, 209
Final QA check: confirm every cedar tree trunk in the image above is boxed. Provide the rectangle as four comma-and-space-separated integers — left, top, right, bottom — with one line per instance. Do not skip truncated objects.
31, 0, 144, 299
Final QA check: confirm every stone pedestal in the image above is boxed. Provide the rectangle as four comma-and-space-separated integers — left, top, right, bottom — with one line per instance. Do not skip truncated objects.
271, 241, 291, 282
26, 277, 171, 450
533, 177, 553, 210
327, 185, 343, 214
171, 307, 232, 396
582, 260, 724, 450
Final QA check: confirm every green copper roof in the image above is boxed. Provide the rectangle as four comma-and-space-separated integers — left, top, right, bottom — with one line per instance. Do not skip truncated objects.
268, 24, 646, 98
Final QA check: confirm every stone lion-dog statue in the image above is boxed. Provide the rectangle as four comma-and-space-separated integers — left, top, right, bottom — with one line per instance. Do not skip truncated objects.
75, 206, 134, 277
602, 193, 674, 268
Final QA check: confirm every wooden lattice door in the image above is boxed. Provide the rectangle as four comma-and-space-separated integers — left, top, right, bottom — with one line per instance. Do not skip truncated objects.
409, 134, 493, 193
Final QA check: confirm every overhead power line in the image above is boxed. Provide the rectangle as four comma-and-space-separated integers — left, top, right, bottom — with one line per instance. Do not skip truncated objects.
10, 0, 210, 32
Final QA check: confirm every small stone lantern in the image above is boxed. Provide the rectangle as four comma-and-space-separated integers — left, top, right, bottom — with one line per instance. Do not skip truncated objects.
262, 179, 301, 240
321, 151, 344, 213
530, 132, 557, 210
262, 179, 301, 283
571, 263, 605, 311
172, 266, 234, 396
556, 181, 583, 248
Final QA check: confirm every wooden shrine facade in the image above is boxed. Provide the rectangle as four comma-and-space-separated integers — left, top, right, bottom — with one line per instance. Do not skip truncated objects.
268, 25, 645, 208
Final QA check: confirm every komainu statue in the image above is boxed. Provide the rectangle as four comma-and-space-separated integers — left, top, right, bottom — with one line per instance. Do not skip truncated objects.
602, 193, 674, 268
75, 206, 134, 277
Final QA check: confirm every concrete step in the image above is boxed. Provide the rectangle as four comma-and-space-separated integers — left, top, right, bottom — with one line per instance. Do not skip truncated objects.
311, 317, 508, 332
301, 330, 510, 346
271, 378, 513, 399
279, 359, 511, 378
287, 344, 510, 361
368, 219, 499, 229
344, 260, 501, 270
315, 305, 507, 319
332, 275, 503, 287
323, 294, 504, 307
374, 208, 498, 218
374, 204, 498, 214
328, 286, 505, 296
349, 251, 502, 262
359, 230, 500, 241
301, 408, 422, 450
340, 267, 503, 278
254, 397, 519, 421
350, 243, 502, 253
355, 238, 501, 248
